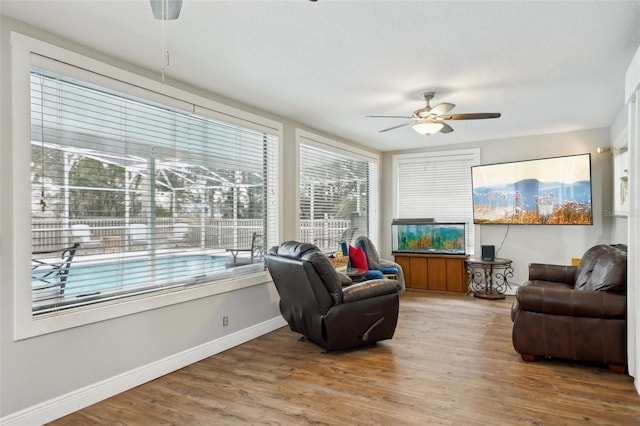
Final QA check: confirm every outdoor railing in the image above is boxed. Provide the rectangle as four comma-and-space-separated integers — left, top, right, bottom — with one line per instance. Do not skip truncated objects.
33, 218, 354, 253
300, 219, 352, 250
32, 218, 263, 253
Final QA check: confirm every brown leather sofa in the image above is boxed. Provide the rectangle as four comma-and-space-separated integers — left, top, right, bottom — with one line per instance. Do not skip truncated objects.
265, 241, 401, 351
511, 244, 627, 372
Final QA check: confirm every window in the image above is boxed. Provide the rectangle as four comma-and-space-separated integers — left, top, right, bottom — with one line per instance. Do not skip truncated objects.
29, 64, 279, 316
12, 33, 280, 338
393, 149, 479, 254
297, 131, 378, 250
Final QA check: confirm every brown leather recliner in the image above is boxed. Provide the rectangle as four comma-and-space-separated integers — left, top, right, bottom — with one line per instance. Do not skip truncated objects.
265, 241, 401, 351
511, 244, 627, 372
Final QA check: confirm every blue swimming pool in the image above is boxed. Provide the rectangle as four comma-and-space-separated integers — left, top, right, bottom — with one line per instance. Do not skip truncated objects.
32, 254, 229, 298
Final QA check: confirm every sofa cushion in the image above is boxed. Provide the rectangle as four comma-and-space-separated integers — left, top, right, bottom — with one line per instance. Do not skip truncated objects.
379, 266, 399, 275
577, 249, 627, 293
349, 245, 369, 271
364, 270, 384, 280
574, 245, 610, 289
574, 244, 628, 291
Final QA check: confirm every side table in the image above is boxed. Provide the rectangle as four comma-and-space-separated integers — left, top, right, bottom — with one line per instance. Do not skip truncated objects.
466, 258, 513, 300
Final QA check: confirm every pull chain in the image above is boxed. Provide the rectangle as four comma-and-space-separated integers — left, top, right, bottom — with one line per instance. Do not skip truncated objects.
161, 0, 169, 81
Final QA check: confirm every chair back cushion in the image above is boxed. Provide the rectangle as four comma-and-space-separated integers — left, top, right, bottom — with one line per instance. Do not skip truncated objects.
575, 244, 627, 293
271, 241, 343, 304
355, 236, 382, 270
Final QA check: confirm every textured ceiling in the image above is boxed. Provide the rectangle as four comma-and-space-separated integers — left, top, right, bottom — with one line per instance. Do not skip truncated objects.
2, 0, 640, 151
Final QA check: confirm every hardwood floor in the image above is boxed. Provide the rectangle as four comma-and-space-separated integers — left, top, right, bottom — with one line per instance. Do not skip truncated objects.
48, 292, 640, 425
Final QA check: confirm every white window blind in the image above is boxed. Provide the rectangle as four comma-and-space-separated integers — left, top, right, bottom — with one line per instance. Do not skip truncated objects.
393, 149, 479, 254
298, 137, 378, 250
30, 64, 278, 315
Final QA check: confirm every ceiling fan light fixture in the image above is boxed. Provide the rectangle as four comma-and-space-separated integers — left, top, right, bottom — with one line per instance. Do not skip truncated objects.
150, 0, 183, 20
369, 92, 501, 135
412, 120, 444, 135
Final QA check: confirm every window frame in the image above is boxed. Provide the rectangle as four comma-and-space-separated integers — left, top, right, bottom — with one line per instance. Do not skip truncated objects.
295, 129, 380, 247
11, 32, 283, 340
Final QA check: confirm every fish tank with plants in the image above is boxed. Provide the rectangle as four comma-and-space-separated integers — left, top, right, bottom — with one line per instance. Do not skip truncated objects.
391, 219, 466, 255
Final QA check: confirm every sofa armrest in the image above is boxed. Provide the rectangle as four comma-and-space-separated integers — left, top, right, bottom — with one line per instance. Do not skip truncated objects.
342, 279, 399, 303
515, 285, 626, 319
528, 263, 577, 284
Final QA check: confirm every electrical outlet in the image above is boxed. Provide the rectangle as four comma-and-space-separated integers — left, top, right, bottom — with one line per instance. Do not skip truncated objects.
223, 316, 229, 327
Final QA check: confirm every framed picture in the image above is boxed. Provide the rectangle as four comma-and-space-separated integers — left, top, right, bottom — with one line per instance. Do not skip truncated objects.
471, 153, 592, 225
613, 146, 630, 217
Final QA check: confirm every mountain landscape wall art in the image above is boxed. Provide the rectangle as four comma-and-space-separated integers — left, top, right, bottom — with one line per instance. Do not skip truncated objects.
471, 154, 592, 225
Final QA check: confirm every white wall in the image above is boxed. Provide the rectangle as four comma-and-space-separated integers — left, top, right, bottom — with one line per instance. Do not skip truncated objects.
381, 128, 617, 290
609, 107, 630, 243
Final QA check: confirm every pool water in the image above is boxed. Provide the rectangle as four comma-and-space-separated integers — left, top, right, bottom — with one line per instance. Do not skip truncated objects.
32, 254, 228, 297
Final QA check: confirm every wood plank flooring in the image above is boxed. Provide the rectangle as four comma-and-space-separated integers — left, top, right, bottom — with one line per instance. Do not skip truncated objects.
48, 292, 640, 425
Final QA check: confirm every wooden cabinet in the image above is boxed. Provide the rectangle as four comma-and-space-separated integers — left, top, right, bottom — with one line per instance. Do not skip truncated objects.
394, 253, 467, 293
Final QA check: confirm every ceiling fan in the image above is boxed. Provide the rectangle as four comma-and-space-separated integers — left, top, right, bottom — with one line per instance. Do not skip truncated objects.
367, 92, 501, 135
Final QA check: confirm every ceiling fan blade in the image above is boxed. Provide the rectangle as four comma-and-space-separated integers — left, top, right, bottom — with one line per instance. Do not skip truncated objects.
378, 121, 413, 133
430, 102, 455, 116
442, 113, 501, 120
366, 115, 412, 119
440, 122, 454, 133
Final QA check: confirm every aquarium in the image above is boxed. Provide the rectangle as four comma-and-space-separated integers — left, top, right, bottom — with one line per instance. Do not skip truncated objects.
391, 219, 466, 255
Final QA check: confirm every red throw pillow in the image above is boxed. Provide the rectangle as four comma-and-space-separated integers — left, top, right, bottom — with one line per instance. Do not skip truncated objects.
348, 245, 368, 271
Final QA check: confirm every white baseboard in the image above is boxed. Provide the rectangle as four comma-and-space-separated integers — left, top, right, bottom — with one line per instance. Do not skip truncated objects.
1, 316, 287, 426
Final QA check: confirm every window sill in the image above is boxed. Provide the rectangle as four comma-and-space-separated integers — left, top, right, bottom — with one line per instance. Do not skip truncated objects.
16, 270, 272, 340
